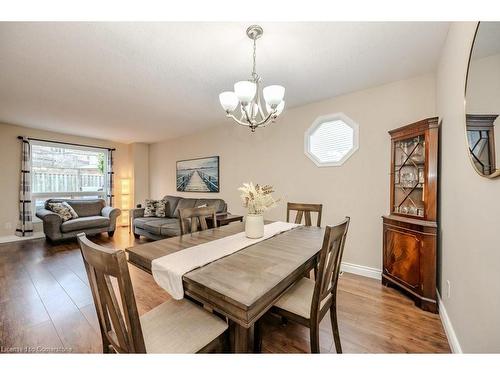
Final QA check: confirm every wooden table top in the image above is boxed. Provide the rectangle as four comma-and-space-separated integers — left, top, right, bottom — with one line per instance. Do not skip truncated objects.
126, 222, 249, 272
126, 222, 325, 328
184, 225, 323, 308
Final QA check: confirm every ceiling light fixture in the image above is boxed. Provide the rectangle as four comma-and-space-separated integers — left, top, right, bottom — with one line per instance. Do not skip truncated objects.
219, 25, 285, 132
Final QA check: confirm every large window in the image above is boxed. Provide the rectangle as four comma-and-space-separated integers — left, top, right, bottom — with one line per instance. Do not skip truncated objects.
31, 141, 108, 214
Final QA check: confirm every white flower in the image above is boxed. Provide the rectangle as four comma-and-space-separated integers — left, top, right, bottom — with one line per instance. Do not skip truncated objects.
238, 182, 279, 215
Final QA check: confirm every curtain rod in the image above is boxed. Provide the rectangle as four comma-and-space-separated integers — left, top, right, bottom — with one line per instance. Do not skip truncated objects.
17, 136, 116, 151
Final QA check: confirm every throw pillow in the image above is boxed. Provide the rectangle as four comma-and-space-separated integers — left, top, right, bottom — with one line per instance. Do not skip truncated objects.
155, 200, 168, 218
144, 199, 158, 217
62, 202, 79, 219
47, 202, 73, 222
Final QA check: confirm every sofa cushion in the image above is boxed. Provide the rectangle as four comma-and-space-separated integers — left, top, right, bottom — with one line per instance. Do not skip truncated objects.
60, 216, 110, 233
155, 200, 168, 218
143, 218, 179, 236
160, 221, 182, 237
172, 198, 197, 218
194, 199, 226, 213
133, 217, 164, 230
47, 202, 73, 222
162, 196, 182, 217
63, 202, 79, 219
144, 199, 158, 217
46, 198, 105, 217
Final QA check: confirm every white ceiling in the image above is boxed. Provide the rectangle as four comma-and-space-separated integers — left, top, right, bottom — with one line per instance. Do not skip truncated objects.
0, 22, 449, 143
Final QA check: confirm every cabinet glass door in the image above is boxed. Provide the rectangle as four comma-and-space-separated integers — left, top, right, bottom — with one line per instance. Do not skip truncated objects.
393, 134, 425, 218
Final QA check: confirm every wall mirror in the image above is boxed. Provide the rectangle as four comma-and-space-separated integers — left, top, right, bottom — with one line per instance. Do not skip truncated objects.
465, 22, 500, 178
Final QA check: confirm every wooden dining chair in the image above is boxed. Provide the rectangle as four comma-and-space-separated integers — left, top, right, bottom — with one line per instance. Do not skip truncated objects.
179, 206, 217, 235
287, 202, 323, 279
270, 217, 350, 353
77, 233, 228, 353
287, 202, 323, 227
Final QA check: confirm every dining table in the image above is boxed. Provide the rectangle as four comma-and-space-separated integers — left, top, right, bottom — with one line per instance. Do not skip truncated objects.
126, 221, 324, 353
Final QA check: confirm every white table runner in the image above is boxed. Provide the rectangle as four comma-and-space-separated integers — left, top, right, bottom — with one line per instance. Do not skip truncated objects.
151, 221, 301, 300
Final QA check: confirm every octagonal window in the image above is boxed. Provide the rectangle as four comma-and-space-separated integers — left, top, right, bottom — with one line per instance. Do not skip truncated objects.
304, 113, 359, 167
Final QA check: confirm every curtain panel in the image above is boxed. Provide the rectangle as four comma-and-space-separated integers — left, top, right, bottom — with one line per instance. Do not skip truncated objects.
106, 149, 114, 206
16, 137, 33, 237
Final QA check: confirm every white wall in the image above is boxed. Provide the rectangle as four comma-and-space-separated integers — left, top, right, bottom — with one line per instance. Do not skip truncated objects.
436, 22, 500, 352
131, 143, 150, 207
149, 74, 436, 270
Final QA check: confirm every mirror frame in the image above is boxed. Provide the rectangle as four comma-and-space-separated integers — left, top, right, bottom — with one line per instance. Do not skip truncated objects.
464, 21, 500, 179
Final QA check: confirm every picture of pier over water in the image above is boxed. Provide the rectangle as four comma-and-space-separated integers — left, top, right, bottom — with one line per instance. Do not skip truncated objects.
176, 156, 220, 192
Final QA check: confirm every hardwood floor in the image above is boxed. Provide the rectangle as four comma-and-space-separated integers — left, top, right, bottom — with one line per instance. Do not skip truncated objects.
0, 227, 450, 354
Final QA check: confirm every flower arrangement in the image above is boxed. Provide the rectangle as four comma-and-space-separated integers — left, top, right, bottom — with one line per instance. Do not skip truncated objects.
238, 182, 279, 215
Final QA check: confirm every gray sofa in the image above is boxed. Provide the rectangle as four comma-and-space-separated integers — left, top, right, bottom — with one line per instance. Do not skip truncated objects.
132, 195, 227, 240
36, 198, 121, 242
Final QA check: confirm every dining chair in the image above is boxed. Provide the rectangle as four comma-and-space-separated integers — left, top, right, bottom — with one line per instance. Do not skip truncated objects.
179, 206, 217, 235
287, 202, 323, 227
270, 217, 350, 353
287, 202, 323, 279
77, 233, 228, 353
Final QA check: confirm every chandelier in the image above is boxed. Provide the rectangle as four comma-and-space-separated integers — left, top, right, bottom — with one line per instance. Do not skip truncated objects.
219, 25, 285, 132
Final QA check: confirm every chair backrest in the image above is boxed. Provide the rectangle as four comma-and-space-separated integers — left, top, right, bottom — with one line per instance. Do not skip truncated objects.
287, 202, 323, 227
179, 206, 217, 235
77, 233, 146, 353
310, 217, 350, 321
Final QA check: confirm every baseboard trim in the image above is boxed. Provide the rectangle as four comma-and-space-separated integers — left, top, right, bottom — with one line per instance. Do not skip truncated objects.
341, 261, 382, 280
437, 291, 462, 353
0, 232, 45, 244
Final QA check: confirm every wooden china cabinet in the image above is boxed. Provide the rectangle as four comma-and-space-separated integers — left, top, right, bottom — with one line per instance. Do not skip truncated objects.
382, 117, 439, 313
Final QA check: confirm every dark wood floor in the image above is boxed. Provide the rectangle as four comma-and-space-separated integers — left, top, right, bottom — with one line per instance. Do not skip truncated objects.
0, 226, 450, 354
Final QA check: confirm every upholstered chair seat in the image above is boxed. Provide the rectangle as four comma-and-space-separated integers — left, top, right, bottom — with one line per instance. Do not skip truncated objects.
273, 277, 328, 319
140, 299, 228, 353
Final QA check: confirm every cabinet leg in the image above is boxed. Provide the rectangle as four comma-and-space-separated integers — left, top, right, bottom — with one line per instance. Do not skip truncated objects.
381, 275, 391, 287
416, 299, 438, 314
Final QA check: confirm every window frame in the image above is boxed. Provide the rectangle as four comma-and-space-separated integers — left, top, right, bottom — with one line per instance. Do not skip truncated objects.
304, 112, 360, 167
30, 140, 108, 220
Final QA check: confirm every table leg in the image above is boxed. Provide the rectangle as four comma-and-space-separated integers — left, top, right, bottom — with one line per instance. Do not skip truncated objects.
230, 321, 255, 353
254, 319, 262, 353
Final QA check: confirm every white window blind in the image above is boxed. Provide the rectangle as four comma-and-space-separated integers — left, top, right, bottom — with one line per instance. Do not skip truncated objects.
305, 113, 359, 167
310, 120, 354, 163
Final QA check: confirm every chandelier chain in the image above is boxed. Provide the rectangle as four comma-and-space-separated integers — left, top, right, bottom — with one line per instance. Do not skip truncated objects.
252, 37, 258, 81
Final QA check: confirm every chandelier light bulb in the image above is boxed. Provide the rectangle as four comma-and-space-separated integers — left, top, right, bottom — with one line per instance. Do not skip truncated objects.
263, 85, 285, 107
234, 81, 257, 104
243, 102, 259, 117
267, 100, 285, 116
219, 91, 239, 112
